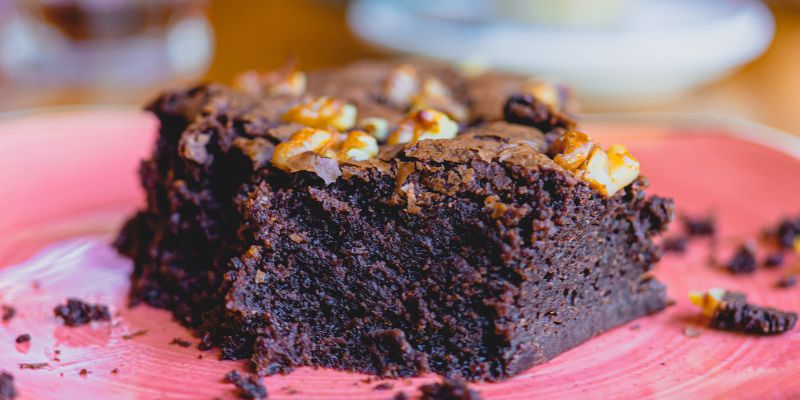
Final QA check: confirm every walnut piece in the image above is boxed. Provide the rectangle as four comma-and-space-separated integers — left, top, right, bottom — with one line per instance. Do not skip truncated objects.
359, 117, 389, 142
235, 68, 306, 97
271, 127, 378, 170
387, 109, 458, 145
549, 131, 640, 197
283, 96, 357, 130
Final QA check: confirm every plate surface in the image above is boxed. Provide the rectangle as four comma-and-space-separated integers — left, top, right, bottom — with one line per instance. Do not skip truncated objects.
0, 109, 799, 399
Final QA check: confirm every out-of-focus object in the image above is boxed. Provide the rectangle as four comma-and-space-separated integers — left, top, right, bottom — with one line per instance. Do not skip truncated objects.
0, 0, 213, 108
348, 0, 774, 105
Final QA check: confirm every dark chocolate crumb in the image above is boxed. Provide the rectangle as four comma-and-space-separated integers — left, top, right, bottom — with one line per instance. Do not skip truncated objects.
374, 382, 394, 390
776, 216, 800, 249
111, 368, 119, 375
0, 371, 15, 400
361, 377, 373, 384
14, 335, 29, 344
777, 275, 797, 289
726, 244, 757, 274
170, 338, 192, 347
763, 252, 785, 268
393, 392, 410, 400
79, 369, 89, 378
711, 291, 797, 334
121, 329, 148, 340
662, 236, 687, 254
53, 298, 111, 327
683, 326, 701, 338
18, 363, 48, 370
682, 215, 716, 237
197, 354, 203, 359
198, 332, 213, 350
1, 306, 16, 322
420, 377, 482, 400
223, 370, 267, 400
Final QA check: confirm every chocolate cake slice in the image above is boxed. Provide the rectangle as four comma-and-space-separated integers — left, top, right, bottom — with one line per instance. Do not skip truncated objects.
116, 60, 673, 381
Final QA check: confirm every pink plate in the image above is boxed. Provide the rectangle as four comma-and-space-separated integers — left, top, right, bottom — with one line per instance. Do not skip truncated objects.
1, 109, 799, 399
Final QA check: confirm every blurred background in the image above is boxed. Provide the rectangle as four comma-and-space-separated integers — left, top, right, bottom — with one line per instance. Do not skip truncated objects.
0, 0, 798, 135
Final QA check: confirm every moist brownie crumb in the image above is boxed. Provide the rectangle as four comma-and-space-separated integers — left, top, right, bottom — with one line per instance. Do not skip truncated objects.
79, 369, 89, 378
111, 368, 119, 375
775, 216, 800, 249
121, 329, 148, 340
682, 214, 716, 237
711, 291, 797, 334
419, 377, 482, 400
726, 244, 757, 274
17, 363, 48, 370
777, 275, 797, 289
223, 370, 267, 400
763, 252, 785, 268
373, 382, 394, 390
53, 298, 110, 326
170, 338, 192, 347
662, 236, 688, 254
1, 306, 15, 322
14, 335, 29, 344
0, 371, 15, 400
393, 392, 410, 400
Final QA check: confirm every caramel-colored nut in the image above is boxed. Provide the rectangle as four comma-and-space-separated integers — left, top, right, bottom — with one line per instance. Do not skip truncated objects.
689, 288, 727, 317
522, 79, 560, 110
384, 64, 420, 107
410, 77, 468, 121
550, 131, 640, 197
606, 144, 640, 190
235, 70, 306, 97
283, 96, 357, 130
271, 128, 335, 170
359, 117, 389, 142
551, 131, 593, 171
387, 109, 458, 145
337, 130, 379, 162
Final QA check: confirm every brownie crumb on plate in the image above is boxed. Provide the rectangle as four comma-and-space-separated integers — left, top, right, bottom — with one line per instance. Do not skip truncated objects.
79, 369, 89, 378
419, 377, 482, 400
763, 252, 785, 268
17, 363, 48, 370
662, 236, 688, 254
111, 368, 119, 375
726, 244, 757, 274
393, 392, 410, 400
775, 216, 800, 249
777, 275, 797, 289
0, 371, 15, 400
223, 370, 267, 400
170, 338, 192, 347
713, 292, 796, 334
53, 298, 110, 326
373, 382, 394, 390
682, 214, 716, 237
121, 329, 148, 340
14, 335, 29, 344
1, 306, 15, 322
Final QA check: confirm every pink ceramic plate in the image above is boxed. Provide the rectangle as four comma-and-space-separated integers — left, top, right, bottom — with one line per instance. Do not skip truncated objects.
1, 109, 799, 400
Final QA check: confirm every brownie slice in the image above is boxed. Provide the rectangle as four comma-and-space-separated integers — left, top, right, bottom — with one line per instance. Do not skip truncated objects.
116, 59, 672, 381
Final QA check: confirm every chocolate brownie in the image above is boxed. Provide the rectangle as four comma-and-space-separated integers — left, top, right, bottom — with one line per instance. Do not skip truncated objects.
116, 60, 672, 381
53, 298, 111, 326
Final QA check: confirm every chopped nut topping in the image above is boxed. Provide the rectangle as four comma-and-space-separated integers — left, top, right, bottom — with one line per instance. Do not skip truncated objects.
283, 96, 357, 130
271, 128, 335, 170
387, 109, 458, 145
337, 130, 379, 161
522, 79, 561, 110
384, 64, 420, 107
549, 131, 640, 197
689, 288, 726, 317
410, 77, 468, 121
359, 117, 390, 142
271, 127, 379, 170
235, 66, 306, 97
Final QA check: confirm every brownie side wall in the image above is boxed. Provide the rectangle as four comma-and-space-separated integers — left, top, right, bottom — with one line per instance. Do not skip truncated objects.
225, 155, 671, 381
